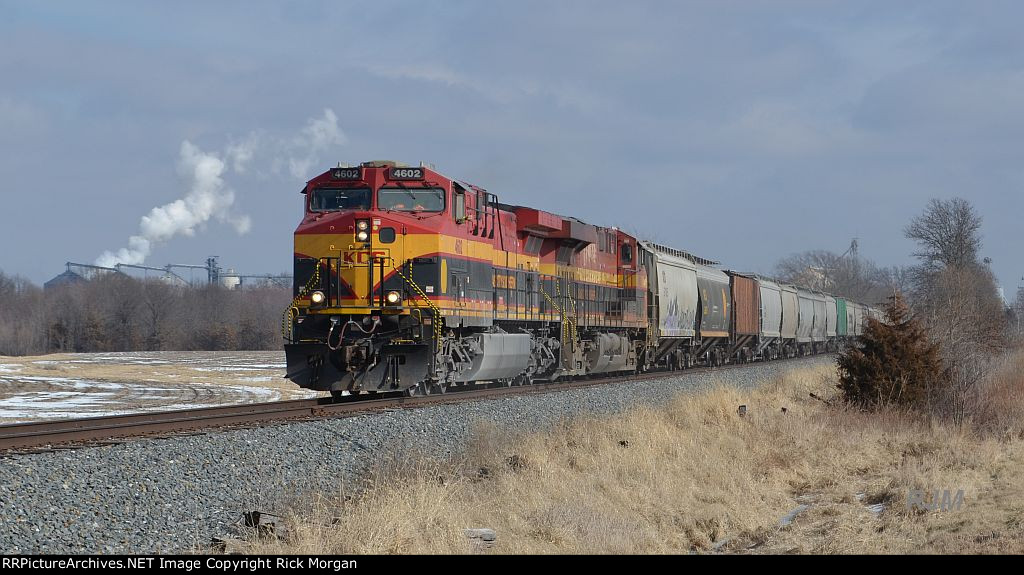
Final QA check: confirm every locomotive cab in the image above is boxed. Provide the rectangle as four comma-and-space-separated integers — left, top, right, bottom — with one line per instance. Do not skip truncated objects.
286, 161, 451, 396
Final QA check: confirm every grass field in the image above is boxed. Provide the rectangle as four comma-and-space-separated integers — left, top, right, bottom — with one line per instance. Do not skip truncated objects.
0, 351, 318, 422
242, 358, 1024, 554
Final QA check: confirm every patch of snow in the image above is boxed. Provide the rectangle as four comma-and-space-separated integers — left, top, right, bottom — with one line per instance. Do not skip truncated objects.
865, 503, 886, 515
66, 358, 172, 365
217, 385, 278, 397
0, 351, 304, 422
0, 376, 126, 390
778, 504, 810, 527
0, 390, 118, 419
192, 366, 283, 372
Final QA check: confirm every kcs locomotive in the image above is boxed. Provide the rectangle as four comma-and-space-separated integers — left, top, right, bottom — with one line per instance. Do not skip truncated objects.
284, 161, 877, 398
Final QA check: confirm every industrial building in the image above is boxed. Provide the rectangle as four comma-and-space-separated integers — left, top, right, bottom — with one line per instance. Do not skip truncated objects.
44, 257, 291, 290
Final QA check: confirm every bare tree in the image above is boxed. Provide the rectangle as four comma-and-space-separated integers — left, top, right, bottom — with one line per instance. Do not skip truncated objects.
0, 270, 292, 355
904, 198, 1005, 352
775, 250, 835, 291
902, 198, 1007, 424
872, 265, 914, 298
774, 249, 891, 303
904, 198, 982, 271
140, 280, 181, 350
0, 270, 47, 356
1010, 285, 1024, 340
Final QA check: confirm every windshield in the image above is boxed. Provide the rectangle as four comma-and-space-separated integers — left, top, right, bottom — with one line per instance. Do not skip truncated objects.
310, 188, 371, 212
377, 187, 445, 212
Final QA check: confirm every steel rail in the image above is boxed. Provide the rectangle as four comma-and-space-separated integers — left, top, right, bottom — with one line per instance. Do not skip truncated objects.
0, 355, 831, 453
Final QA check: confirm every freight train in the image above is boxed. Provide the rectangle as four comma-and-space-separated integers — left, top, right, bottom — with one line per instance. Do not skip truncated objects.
284, 161, 879, 398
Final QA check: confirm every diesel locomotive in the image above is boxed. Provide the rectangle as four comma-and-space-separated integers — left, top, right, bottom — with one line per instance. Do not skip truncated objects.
284, 161, 878, 398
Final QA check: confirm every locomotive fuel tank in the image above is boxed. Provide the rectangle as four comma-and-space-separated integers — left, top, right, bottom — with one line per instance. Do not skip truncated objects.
584, 333, 632, 374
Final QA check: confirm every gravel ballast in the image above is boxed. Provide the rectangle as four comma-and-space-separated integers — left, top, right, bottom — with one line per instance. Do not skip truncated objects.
0, 356, 834, 553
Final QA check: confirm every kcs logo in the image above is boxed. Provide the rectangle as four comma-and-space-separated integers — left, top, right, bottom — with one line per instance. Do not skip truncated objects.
343, 250, 388, 264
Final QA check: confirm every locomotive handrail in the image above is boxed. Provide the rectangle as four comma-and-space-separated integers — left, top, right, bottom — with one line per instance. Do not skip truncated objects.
540, 278, 577, 351
390, 258, 443, 352
564, 274, 580, 344
281, 261, 322, 341
538, 281, 563, 320
554, 275, 578, 345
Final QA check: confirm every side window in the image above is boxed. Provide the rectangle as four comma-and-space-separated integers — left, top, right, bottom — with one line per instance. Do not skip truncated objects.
620, 243, 633, 264
454, 190, 466, 222
556, 245, 574, 265
379, 227, 396, 244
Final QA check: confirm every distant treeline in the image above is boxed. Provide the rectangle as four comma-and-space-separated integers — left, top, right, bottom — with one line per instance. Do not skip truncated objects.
0, 270, 292, 356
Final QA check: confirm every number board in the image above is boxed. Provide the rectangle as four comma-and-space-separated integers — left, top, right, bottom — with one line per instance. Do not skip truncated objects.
389, 167, 425, 180
331, 167, 361, 180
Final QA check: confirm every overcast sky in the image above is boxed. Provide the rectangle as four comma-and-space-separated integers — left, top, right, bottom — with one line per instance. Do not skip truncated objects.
1, 1, 1021, 296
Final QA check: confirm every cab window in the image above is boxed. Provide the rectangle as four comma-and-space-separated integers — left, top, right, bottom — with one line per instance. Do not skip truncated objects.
310, 188, 371, 212
377, 187, 445, 212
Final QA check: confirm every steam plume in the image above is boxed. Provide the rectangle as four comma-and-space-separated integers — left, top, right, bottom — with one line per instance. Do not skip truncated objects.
95, 109, 343, 268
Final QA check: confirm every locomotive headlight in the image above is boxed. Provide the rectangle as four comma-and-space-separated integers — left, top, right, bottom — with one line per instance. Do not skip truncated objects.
356, 230, 370, 242
310, 291, 326, 305
385, 290, 402, 305
356, 219, 370, 231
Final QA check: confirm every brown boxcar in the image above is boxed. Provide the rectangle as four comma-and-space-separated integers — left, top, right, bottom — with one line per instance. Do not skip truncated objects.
728, 272, 760, 336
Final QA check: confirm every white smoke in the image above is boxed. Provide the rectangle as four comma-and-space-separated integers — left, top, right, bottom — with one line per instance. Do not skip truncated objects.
96, 109, 343, 268
225, 133, 260, 174
284, 108, 347, 179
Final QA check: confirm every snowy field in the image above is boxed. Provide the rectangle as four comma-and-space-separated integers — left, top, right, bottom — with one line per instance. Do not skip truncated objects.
0, 351, 321, 423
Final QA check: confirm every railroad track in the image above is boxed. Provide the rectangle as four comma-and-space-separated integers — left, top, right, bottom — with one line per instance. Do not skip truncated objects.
0, 355, 832, 454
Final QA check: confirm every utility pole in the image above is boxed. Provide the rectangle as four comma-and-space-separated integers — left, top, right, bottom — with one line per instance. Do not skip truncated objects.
840, 237, 859, 260
824, 238, 859, 296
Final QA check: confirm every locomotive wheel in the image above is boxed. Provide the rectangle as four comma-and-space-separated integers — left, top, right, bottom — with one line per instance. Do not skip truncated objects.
424, 380, 448, 395
407, 382, 441, 396
504, 374, 530, 386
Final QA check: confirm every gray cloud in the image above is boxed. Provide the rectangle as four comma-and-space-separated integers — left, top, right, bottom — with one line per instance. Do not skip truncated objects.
1, 1, 1021, 294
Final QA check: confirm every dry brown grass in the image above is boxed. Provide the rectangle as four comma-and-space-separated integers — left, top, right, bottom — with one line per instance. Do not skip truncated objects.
0, 352, 315, 395
242, 361, 1024, 555
970, 350, 1024, 440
